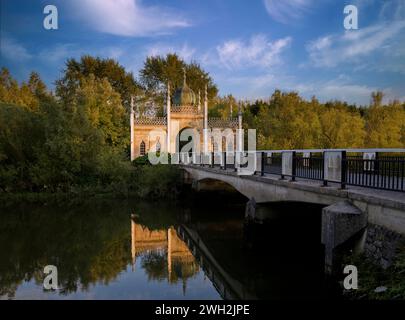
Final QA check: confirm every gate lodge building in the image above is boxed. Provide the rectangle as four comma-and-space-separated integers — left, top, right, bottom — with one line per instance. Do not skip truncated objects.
130, 74, 242, 160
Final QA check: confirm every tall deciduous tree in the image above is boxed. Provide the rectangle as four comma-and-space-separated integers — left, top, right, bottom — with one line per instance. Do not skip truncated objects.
74, 75, 127, 148
365, 97, 405, 148
0, 68, 50, 111
56, 55, 140, 111
320, 106, 365, 148
140, 53, 218, 105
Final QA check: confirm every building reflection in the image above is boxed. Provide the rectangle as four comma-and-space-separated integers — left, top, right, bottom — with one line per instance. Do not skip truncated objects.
131, 219, 199, 294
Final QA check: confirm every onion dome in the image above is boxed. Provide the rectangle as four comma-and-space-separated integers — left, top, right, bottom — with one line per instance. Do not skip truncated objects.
172, 69, 196, 106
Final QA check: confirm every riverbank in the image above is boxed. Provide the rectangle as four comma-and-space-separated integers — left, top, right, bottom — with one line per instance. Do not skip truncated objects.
342, 250, 405, 300
0, 164, 183, 206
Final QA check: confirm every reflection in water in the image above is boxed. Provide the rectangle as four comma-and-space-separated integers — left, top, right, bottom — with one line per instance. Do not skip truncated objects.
0, 200, 220, 300
130, 221, 199, 294
0, 196, 342, 300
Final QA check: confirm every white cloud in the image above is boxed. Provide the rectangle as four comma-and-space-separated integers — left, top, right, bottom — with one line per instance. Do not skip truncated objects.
305, 83, 378, 104
212, 34, 292, 70
288, 79, 402, 105
67, 0, 190, 37
37, 43, 126, 65
263, 0, 312, 23
0, 36, 32, 61
379, 0, 405, 21
307, 20, 405, 68
146, 43, 196, 62
217, 70, 403, 105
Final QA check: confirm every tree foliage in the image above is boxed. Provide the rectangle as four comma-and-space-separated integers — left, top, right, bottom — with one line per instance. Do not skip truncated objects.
140, 53, 218, 105
1, 56, 405, 195
241, 90, 405, 150
0, 65, 184, 196
56, 55, 140, 111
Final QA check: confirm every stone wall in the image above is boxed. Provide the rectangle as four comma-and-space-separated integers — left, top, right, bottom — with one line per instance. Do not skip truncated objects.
364, 224, 405, 269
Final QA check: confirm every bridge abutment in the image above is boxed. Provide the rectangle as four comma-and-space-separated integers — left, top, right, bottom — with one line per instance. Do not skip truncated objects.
321, 201, 367, 275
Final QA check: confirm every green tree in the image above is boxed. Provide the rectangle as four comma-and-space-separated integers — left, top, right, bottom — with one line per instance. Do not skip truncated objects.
74, 75, 127, 148
319, 106, 365, 148
0, 68, 44, 111
56, 55, 140, 111
140, 53, 218, 105
210, 95, 238, 118
365, 97, 405, 148
255, 91, 322, 149
0, 103, 45, 191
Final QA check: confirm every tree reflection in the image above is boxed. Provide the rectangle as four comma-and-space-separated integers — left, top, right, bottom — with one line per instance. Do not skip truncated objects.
141, 251, 168, 281
0, 200, 200, 299
0, 200, 133, 298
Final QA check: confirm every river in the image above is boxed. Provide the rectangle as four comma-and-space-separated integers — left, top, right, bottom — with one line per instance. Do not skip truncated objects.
0, 190, 342, 300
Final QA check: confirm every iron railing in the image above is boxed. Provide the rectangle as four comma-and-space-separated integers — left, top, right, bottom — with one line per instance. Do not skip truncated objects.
177, 149, 405, 192
295, 154, 324, 181
262, 153, 282, 175
345, 155, 405, 191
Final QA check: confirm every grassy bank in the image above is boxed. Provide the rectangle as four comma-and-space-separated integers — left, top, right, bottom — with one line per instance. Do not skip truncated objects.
0, 164, 183, 206
342, 246, 405, 300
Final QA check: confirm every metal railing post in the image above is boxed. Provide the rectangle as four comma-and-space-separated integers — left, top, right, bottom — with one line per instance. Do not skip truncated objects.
322, 152, 328, 187
291, 151, 296, 182
280, 152, 285, 180
234, 152, 238, 172
341, 151, 347, 189
211, 152, 214, 168
223, 151, 227, 170
261, 152, 265, 176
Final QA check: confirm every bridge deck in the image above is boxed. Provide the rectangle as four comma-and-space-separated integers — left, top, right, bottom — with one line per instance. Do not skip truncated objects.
182, 164, 405, 210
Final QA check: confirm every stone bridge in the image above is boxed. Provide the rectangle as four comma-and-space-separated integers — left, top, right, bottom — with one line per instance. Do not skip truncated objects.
180, 163, 405, 274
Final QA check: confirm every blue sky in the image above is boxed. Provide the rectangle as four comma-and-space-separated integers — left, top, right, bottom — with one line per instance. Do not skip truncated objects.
1, 0, 404, 105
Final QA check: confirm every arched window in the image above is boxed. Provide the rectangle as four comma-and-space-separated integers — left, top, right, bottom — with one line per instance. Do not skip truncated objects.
140, 141, 146, 156
156, 141, 161, 153
213, 142, 219, 152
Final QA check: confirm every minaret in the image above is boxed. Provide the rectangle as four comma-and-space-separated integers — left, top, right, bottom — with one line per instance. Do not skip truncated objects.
230, 103, 233, 117
167, 82, 171, 154
131, 219, 136, 270
237, 102, 243, 152
198, 90, 201, 113
130, 95, 135, 161
168, 227, 172, 282
203, 84, 208, 153
136, 96, 140, 119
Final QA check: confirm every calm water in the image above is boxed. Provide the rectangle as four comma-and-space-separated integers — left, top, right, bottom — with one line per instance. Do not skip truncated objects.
0, 192, 341, 300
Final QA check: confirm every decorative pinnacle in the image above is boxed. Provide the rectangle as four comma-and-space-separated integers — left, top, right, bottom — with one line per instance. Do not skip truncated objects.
183, 68, 186, 86
238, 101, 243, 116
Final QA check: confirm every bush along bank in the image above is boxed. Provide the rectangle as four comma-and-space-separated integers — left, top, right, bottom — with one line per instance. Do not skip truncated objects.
0, 157, 184, 205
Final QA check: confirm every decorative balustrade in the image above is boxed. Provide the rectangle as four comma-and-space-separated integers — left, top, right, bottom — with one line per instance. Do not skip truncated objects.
170, 105, 201, 114
208, 117, 239, 129
134, 117, 167, 126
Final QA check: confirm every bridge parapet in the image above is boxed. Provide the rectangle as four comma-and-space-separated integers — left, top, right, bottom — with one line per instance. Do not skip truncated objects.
181, 163, 405, 273
176, 148, 405, 193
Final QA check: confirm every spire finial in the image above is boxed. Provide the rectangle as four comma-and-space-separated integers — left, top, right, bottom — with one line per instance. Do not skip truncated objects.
183, 67, 186, 86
